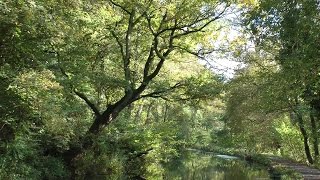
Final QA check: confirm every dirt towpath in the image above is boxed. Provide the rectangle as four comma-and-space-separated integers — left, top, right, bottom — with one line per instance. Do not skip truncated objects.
269, 156, 320, 180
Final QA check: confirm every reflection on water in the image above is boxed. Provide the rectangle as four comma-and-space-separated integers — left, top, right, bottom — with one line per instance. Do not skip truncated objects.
162, 151, 271, 180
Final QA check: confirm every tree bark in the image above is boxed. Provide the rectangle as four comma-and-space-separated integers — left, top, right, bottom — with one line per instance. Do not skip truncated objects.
62, 103, 124, 174
310, 109, 319, 158
296, 112, 314, 164
311, 99, 320, 160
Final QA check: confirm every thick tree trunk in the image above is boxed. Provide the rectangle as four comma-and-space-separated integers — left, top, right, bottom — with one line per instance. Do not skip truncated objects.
311, 99, 320, 160
62, 104, 123, 176
61, 86, 149, 177
310, 109, 319, 158
296, 112, 314, 164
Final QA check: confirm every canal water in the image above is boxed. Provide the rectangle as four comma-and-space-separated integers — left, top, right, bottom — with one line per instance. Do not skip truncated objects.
162, 150, 273, 180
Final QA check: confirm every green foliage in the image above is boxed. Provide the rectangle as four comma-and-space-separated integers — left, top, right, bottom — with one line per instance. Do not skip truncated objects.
68, 94, 224, 178
6, 0, 320, 177
274, 117, 305, 161
0, 136, 68, 179
224, 0, 320, 165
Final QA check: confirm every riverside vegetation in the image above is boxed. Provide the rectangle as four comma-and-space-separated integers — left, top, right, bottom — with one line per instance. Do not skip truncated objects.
1, 0, 320, 179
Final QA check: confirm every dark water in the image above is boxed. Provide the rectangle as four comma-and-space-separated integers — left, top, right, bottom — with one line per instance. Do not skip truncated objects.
162, 151, 272, 180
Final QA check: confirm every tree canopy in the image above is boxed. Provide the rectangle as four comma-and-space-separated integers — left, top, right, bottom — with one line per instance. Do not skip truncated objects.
1, 0, 320, 178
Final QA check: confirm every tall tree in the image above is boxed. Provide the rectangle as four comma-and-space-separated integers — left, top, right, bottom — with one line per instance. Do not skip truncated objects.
43, 0, 232, 168
243, 0, 320, 163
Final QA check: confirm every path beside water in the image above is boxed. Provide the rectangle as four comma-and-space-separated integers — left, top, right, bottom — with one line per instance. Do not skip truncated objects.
269, 156, 320, 180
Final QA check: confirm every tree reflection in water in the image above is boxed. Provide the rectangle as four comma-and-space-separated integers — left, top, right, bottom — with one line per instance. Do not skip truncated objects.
162, 151, 271, 180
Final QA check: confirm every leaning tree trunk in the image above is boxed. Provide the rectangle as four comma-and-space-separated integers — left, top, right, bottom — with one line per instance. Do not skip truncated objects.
296, 112, 314, 164
62, 100, 127, 177
311, 99, 320, 160
310, 109, 319, 159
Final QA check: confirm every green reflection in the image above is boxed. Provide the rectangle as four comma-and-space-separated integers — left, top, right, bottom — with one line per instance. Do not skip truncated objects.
162, 151, 271, 180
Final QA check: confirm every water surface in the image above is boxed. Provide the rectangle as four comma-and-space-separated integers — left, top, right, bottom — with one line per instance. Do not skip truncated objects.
162, 150, 271, 180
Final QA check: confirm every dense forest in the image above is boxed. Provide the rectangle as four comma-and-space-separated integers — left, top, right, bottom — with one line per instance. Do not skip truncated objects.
1, 0, 320, 179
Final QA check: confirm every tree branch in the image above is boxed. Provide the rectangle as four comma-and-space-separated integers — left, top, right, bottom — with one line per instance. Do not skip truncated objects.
74, 90, 101, 117
132, 1, 153, 26
110, 30, 125, 59
143, 45, 155, 81
109, 0, 130, 14
173, 6, 228, 38
135, 16, 176, 96
152, 4, 229, 38
150, 25, 176, 79
56, 57, 101, 117
123, 10, 135, 87
133, 82, 182, 102
175, 45, 216, 58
